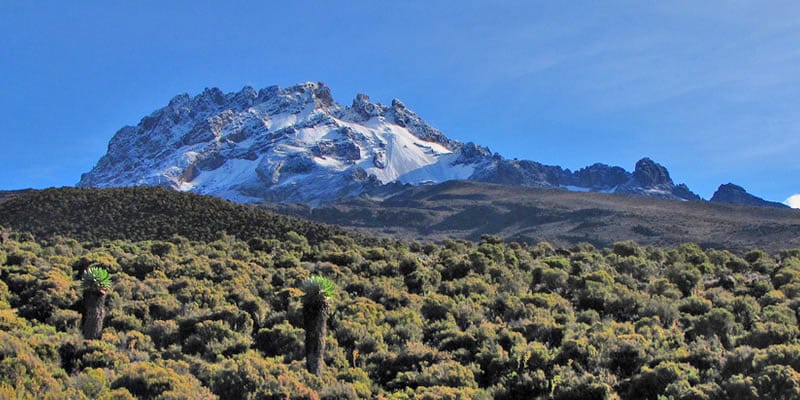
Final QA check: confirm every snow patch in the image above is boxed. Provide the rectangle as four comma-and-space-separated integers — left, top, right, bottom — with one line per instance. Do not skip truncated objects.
398, 153, 476, 184
562, 185, 617, 194
182, 158, 259, 193
562, 185, 591, 193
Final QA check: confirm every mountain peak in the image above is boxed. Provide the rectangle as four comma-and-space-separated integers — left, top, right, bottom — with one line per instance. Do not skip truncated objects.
632, 157, 672, 186
391, 98, 406, 109
79, 82, 477, 204
710, 183, 789, 208
273, 81, 335, 109
167, 93, 191, 108
351, 93, 381, 118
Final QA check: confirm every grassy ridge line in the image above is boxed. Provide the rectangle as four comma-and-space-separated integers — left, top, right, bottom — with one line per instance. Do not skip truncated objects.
0, 186, 352, 244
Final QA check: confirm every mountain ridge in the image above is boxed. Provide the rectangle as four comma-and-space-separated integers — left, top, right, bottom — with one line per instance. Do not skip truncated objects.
0, 185, 798, 252
710, 183, 789, 208
78, 81, 779, 206
264, 179, 800, 252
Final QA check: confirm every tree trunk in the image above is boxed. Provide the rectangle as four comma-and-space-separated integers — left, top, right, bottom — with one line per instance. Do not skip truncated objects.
82, 291, 106, 340
304, 307, 326, 376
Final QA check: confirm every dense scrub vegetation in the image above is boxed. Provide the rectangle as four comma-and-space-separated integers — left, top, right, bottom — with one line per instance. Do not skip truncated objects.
2, 221, 800, 399
0, 187, 349, 243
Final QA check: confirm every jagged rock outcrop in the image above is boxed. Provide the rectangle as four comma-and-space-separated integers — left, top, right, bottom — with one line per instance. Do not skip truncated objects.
710, 183, 789, 208
615, 158, 701, 201
572, 163, 630, 190
471, 159, 569, 188
470, 157, 699, 201
631, 157, 671, 186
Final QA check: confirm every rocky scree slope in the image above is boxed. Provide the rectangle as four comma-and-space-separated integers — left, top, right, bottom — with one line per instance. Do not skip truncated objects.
79, 82, 772, 205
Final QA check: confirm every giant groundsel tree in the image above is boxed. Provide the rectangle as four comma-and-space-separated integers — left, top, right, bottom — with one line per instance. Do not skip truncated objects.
301, 275, 335, 376
81, 267, 111, 339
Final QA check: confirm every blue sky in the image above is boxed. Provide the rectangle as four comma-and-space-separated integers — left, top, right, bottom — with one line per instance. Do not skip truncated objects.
1, 1, 798, 205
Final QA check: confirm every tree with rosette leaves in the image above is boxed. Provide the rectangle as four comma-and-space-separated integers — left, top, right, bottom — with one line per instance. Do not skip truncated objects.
301, 275, 335, 375
81, 267, 111, 339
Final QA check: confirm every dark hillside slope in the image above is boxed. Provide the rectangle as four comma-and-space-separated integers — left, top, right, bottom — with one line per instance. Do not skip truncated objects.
0, 189, 32, 204
267, 180, 800, 252
0, 186, 350, 243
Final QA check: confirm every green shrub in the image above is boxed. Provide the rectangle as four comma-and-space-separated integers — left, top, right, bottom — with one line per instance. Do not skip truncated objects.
112, 361, 216, 399
210, 352, 318, 400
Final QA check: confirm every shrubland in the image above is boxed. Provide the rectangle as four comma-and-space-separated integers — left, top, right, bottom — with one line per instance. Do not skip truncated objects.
2, 220, 800, 399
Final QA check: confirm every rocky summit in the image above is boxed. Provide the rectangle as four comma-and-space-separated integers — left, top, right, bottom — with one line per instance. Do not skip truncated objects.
79, 81, 770, 206
710, 183, 789, 208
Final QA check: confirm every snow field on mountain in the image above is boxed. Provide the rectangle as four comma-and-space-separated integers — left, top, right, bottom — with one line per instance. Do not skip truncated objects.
350, 118, 455, 184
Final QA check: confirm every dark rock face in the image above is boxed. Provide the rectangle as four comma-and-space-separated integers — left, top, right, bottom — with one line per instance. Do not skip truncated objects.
710, 183, 789, 208
471, 159, 569, 188
197, 154, 225, 171
471, 156, 701, 202
281, 153, 316, 174
598, 158, 701, 201
352, 93, 382, 119
311, 140, 361, 160
313, 84, 335, 107
373, 152, 387, 169
456, 142, 492, 165
388, 100, 457, 150
672, 184, 702, 201
632, 157, 672, 186
573, 163, 630, 189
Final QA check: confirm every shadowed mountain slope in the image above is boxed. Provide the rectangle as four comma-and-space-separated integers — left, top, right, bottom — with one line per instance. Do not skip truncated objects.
266, 180, 800, 252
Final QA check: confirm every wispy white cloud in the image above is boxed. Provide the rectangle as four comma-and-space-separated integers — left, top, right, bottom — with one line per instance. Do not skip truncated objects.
786, 194, 800, 209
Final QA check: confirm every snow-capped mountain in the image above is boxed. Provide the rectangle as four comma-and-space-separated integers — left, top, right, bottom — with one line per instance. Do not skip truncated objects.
79, 82, 491, 204
79, 81, 713, 204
